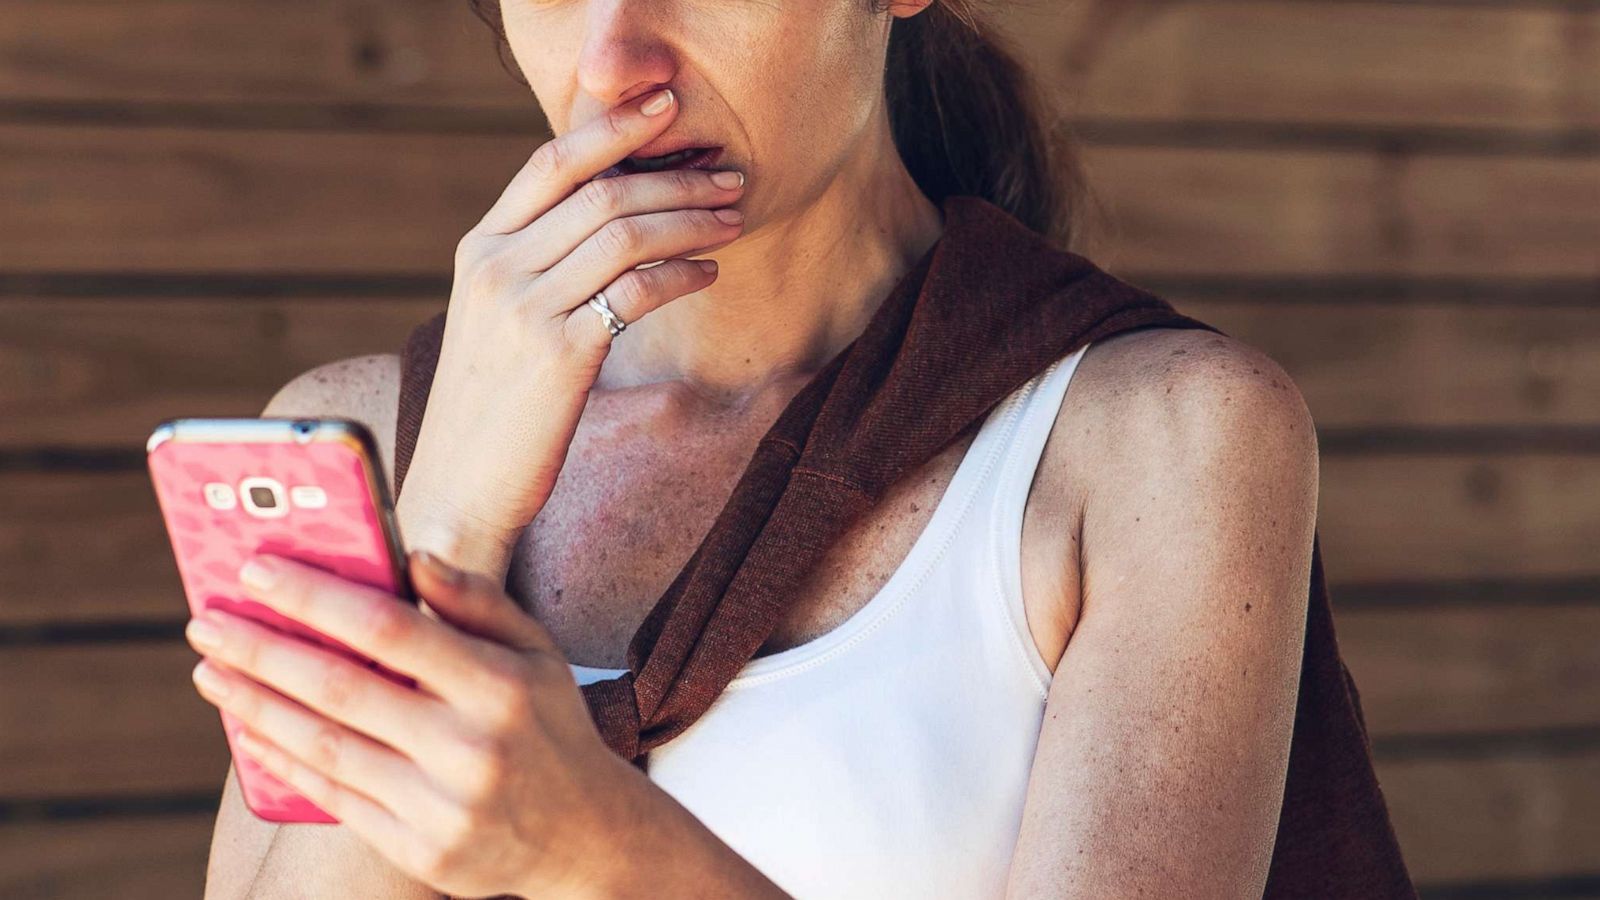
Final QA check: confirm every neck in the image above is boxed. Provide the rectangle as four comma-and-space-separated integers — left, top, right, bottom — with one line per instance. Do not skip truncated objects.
593, 114, 944, 412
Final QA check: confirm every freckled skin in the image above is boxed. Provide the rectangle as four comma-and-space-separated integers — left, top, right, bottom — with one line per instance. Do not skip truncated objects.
212, 2, 1318, 895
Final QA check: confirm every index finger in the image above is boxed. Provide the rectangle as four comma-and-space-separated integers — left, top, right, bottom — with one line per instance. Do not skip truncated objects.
234, 553, 507, 708
474, 87, 677, 236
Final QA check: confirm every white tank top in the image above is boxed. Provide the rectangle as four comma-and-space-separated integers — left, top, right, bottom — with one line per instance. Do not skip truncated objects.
570, 342, 1092, 898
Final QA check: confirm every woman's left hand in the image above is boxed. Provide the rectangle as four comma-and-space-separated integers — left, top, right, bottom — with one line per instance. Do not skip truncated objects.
184, 548, 649, 899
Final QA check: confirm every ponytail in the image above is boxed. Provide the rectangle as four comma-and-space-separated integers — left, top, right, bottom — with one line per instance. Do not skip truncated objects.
881, 0, 1087, 248
467, 0, 1087, 248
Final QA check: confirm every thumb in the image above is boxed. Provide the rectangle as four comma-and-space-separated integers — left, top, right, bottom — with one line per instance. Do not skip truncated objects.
407, 549, 559, 656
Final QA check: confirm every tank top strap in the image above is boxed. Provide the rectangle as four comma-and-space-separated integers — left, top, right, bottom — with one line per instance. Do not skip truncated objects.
984, 340, 1095, 694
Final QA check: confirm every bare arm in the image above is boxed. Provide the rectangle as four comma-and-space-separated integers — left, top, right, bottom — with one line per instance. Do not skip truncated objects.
203, 352, 443, 900
1005, 331, 1318, 898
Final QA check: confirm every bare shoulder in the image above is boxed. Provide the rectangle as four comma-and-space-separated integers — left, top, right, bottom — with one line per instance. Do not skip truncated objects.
1008, 325, 1322, 897
1050, 324, 1317, 498
1026, 325, 1319, 630
262, 353, 402, 491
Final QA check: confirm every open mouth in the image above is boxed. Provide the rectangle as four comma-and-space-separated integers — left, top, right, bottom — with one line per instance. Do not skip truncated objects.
615, 146, 724, 175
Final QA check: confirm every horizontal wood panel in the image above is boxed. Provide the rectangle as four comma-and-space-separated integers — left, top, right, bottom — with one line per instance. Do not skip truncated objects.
5, 124, 1597, 277
0, 124, 533, 274
1380, 751, 1600, 885
11, 1, 1599, 136
1079, 145, 1600, 278
6, 453, 1600, 626
1001, 1, 1600, 132
5, 297, 1599, 452
0, 812, 212, 898
0, 472, 193, 627
0, 766, 1590, 898
0, 643, 228, 799
4, 603, 1598, 799
1320, 454, 1600, 582
0, 0, 529, 110
1341, 605, 1600, 740
1174, 298, 1600, 430
2, 638, 1596, 890
0, 297, 441, 449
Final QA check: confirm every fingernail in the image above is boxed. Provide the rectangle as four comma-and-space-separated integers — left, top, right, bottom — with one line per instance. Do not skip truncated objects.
239, 557, 278, 592
416, 549, 464, 584
641, 88, 673, 117
193, 661, 230, 699
710, 170, 744, 190
697, 259, 718, 274
714, 208, 744, 225
186, 616, 223, 652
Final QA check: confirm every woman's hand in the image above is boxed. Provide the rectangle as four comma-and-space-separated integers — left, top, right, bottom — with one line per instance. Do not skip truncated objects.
399, 86, 747, 578
183, 549, 657, 899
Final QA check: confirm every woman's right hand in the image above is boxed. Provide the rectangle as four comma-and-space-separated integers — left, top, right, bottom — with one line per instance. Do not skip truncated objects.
396, 87, 747, 578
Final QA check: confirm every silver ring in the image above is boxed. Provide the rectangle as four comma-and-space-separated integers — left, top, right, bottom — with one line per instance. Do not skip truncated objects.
586, 290, 627, 337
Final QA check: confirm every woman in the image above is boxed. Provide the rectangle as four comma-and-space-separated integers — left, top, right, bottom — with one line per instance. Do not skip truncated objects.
182, 1, 1411, 897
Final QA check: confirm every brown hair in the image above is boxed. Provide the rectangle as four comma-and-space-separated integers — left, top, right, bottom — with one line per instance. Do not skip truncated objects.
466, 0, 1087, 248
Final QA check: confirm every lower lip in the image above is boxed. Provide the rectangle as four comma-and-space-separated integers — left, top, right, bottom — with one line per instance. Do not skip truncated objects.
599, 146, 724, 179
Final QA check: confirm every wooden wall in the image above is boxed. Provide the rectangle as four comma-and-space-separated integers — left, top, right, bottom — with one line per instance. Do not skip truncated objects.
1, 1, 1595, 896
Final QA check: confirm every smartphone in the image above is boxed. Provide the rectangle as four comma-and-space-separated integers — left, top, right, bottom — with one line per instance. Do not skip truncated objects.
146, 416, 417, 824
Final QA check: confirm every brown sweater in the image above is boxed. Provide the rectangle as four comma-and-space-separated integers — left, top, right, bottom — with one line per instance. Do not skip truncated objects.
394, 194, 1416, 898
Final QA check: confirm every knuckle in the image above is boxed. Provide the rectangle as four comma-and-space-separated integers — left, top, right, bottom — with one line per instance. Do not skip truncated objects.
468, 250, 516, 296
523, 649, 573, 687
577, 176, 623, 218
527, 138, 567, 182
479, 669, 534, 728
319, 660, 363, 716
597, 216, 644, 258
669, 168, 704, 194
461, 735, 510, 802
603, 108, 633, 142
361, 600, 413, 653
308, 721, 345, 773
454, 229, 486, 265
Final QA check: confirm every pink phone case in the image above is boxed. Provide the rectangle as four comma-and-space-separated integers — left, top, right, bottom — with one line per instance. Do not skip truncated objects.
147, 417, 416, 824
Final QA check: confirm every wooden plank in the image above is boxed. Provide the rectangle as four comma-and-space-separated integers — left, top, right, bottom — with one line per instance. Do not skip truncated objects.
0, 761, 1594, 899
999, 1, 1600, 132
0, 813, 213, 899
0, 643, 228, 799
1320, 454, 1600, 583
1341, 605, 1600, 740
5, 124, 1598, 277
10, 1, 1598, 136
6, 453, 1600, 626
1077, 144, 1600, 278
6, 298, 1600, 452
0, 0, 528, 110
1380, 752, 1600, 885
1173, 299, 1600, 430
0, 124, 533, 274
0, 297, 441, 449
5, 600, 1600, 799
0, 471, 195, 627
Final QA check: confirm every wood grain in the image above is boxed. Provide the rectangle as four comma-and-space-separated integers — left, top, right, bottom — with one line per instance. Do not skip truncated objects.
999, 1, 1600, 132
5, 124, 1597, 278
0, 643, 228, 799
0, 297, 441, 449
0, 812, 213, 899
1379, 751, 1600, 885
0, 0, 528, 110
6, 298, 1600, 453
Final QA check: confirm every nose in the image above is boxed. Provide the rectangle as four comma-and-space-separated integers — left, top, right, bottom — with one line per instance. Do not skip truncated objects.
577, 0, 679, 111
